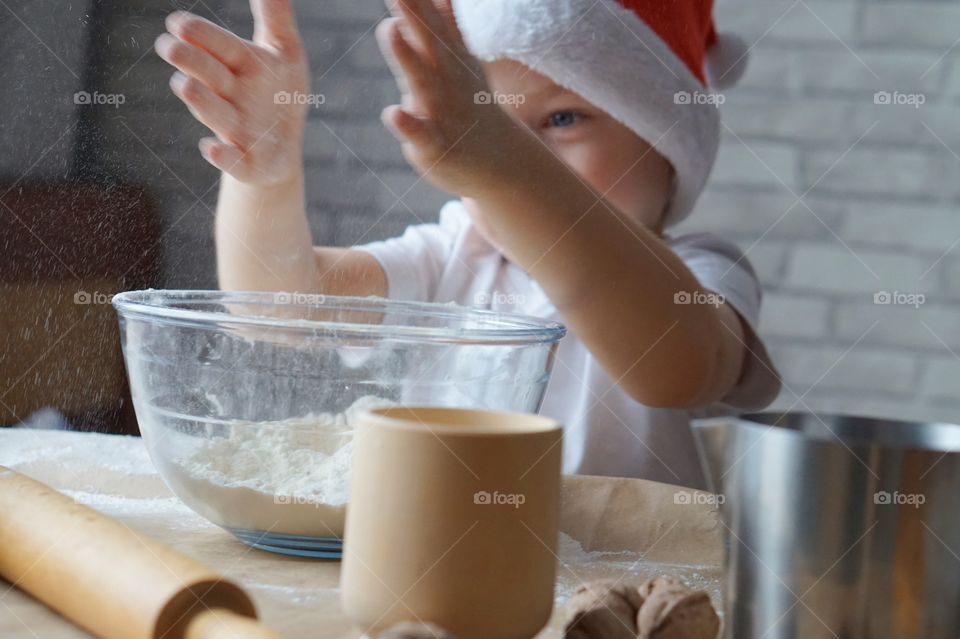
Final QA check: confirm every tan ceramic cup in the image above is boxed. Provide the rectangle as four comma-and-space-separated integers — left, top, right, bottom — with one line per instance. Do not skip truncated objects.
340, 406, 563, 639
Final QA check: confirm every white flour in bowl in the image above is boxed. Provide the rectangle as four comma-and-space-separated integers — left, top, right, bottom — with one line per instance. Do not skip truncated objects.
167, 395, 393, 538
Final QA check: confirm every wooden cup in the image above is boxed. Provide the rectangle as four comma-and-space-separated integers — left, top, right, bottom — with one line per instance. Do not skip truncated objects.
340, 407, 563, 639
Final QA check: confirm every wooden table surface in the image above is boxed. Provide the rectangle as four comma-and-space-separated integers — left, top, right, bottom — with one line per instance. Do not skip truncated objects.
0, 428, 722, 639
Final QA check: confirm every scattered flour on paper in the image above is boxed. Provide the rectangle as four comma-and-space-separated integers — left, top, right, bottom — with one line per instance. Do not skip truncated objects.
554, 532, 722, 607
168, 395, 394, 538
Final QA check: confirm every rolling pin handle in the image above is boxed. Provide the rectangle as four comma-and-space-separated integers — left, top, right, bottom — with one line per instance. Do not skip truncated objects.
183, 608, 284, 639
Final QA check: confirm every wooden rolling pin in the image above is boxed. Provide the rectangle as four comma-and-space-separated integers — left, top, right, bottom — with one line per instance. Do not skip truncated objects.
0, 466, 283, 639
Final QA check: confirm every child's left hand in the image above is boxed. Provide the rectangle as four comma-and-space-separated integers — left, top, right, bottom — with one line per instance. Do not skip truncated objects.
376, 0, 524, 197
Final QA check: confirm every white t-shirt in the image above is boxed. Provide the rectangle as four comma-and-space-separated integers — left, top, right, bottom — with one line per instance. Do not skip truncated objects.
355, 200, 774, 488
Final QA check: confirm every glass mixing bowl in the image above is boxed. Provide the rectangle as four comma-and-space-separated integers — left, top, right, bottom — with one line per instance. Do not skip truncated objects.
113, 290, 565, 558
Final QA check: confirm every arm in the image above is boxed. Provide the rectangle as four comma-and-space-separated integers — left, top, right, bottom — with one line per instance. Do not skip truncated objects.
377, 0, 780, 408
469, 165, 757, 408
215, 172, 386, 297
156, 0, 386, 298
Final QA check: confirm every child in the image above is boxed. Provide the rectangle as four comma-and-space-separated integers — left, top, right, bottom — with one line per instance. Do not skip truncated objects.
155, 0, 781, 488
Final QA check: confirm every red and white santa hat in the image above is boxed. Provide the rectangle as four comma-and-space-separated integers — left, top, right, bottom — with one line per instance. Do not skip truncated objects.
452, 0, 748, 227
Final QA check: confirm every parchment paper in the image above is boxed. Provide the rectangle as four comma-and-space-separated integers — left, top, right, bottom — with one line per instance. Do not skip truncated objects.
0, 429, 722, 638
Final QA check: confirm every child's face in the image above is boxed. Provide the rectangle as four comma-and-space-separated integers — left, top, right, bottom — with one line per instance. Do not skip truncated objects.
483, 59, 675, 233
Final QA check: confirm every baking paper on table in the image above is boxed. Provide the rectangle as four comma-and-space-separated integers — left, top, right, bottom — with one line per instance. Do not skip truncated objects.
0, 429, 723, 638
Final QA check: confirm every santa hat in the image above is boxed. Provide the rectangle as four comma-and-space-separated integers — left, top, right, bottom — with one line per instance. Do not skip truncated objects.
452, 0, 749, 227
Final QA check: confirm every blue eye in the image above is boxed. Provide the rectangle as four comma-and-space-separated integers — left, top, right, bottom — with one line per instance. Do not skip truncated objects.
547, 111, 580, 128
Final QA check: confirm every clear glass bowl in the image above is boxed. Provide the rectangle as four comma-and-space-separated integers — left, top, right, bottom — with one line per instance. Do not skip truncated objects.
113, 290, 566, 558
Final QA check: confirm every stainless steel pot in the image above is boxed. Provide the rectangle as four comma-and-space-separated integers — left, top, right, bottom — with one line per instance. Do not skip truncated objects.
693, 412, 960, 639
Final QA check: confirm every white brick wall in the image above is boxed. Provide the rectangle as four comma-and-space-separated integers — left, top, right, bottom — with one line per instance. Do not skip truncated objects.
17, 0, 960, 421
694, 0, 960, 418
860, 3, 960, 48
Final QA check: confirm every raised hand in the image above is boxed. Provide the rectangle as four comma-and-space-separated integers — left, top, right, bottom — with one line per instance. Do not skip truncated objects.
376, 0, 521, 197
155, 0, 309, 185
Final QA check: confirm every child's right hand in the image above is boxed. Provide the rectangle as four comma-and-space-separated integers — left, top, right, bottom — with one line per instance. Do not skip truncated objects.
155, 0, 309, 185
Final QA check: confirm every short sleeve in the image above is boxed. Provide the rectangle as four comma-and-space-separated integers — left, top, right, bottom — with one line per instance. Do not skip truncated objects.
353, 200, 469, 302
669, 233, 780, 411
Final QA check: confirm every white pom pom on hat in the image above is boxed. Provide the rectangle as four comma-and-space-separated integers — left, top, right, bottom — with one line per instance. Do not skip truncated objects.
452, 0, 748, 228
706, 30, 751, 89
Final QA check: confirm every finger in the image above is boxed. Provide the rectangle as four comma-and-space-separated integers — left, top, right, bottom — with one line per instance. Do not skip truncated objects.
155, 34, 236, 100
385, 19, 438, 112
199, 137, 248, 174
165, 11, 251, 71
170, 72, 247, 148
384, 3, 422, 63
431, 0, 455, 28
377, 18, 437, 110
381, 104, 440, 150
398, 0, 472, 73
430, 0, 470, 57
250, 0, 302, 56
376, 18, 410, 94
387, 0, 440, 60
